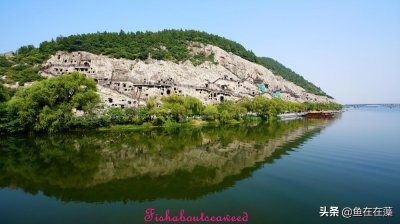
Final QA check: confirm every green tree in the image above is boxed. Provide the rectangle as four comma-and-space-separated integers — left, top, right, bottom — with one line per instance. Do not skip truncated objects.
0, 56, 12, 67
183, 96, 203, 115
5, 72, 99, 133
103, 107, 136, 125
203, 104, 218, 121
0, 83, 13, 102
251, 96, 270, 118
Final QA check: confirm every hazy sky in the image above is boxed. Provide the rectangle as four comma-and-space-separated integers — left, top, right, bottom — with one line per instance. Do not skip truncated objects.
1, 0, 399, 104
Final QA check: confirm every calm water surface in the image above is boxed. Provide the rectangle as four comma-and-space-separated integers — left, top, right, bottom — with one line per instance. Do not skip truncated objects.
0, 105, 399, 224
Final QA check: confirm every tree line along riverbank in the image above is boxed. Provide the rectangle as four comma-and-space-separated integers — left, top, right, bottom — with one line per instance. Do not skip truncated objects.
0, 72, 342, 133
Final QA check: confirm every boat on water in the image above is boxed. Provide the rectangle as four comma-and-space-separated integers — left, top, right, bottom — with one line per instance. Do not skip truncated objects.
303, 111, 334, 119
278, 111, 337, 120
278, 112, 307, 121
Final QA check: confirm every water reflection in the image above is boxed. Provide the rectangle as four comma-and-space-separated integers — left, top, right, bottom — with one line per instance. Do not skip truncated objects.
0, 119, 334, 202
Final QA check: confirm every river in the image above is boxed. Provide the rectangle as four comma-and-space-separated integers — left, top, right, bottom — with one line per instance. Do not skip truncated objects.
0, 105, 399, 223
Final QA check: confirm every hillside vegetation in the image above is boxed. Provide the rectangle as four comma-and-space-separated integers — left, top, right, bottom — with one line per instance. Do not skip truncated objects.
0, 72, 341, 133
1, 30, 329, 96
257, 57, 331, 98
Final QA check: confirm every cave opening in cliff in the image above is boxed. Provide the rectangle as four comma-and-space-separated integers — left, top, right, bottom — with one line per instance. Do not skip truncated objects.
220, 96, 224, 101
167, 90, 171, 95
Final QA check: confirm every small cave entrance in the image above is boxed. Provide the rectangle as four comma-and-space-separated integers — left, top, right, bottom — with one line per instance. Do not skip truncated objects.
166, 89, 171, 95
108, 98, 113, 103
220, 96, 224, 101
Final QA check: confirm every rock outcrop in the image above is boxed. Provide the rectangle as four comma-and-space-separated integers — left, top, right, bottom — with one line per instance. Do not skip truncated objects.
41, 43, 335, 108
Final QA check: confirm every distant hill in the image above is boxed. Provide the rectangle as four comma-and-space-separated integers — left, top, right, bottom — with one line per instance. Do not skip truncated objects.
1, 29, 330, 97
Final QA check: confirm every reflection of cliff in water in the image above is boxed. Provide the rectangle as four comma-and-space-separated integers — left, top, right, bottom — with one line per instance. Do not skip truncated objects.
0, 119, 334, 202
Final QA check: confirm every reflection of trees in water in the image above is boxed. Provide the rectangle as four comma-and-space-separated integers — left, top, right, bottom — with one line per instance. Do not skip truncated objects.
0, 119, 332, 202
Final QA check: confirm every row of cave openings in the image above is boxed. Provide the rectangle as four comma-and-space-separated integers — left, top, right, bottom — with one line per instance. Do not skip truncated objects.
56, 52, 91, 66
54, 52, 94, 74
53, 66, 95, 74
209, 92, 226, 102
103, 79, 183, 97
107, 97, 137, 108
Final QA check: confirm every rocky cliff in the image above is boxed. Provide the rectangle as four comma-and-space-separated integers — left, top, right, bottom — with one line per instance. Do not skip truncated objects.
41, 43, 335, 108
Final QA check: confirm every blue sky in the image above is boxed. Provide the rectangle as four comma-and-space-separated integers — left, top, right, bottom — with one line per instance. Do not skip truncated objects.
1, 0, 399, 104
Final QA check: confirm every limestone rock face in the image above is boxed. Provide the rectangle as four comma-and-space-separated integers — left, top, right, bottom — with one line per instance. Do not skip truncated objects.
41, 44, 335, 108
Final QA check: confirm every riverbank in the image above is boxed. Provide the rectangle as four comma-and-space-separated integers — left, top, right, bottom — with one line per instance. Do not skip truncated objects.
1, 82, 342, 134
96, 111, 340, 132
97, 118, 247, 131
